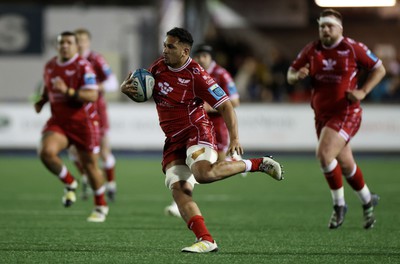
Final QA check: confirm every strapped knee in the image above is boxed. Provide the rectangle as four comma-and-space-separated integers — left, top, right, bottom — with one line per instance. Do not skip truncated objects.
165, 165, 197, 190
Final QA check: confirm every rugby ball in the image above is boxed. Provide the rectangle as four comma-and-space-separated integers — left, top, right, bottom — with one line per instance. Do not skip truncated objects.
129, 68, 155, 102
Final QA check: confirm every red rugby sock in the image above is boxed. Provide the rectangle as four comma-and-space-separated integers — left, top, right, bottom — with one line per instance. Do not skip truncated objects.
94, 187, 107, 206
62, 171, 75, 185
187, 215, 213, 243
345, 166, 365, 191
324, 163, 343, 190
249, 158, 263, 172
105, 167, 115, 182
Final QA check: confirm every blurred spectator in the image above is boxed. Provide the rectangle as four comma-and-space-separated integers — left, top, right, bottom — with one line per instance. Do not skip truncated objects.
269, 48, 291, 102
234, 56, 273, 102
366, 44, 400, 103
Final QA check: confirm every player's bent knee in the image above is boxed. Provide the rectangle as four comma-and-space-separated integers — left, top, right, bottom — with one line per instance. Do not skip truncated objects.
165, 165, 197, 190
185, 145, 218, 170
39, 146, 57, 161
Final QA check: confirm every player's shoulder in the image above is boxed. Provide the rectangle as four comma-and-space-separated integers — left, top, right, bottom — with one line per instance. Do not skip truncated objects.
75, 56, 96, 75
342, 37, 367, 48
76, 55, 92, 66
342, 37, 358, 45
306, 40, 319, 50
214, 64, 230, 75
298, 40, 319, 56
88, 51, 107, 63
149, 57, 166, 73
186, 58, 203, 75
45, 56, 58, 68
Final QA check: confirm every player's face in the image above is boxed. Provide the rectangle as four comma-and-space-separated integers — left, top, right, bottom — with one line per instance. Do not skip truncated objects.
319, 17, 343, 47
194, 52, 212, 70
57, 35, 78, 62
76, 33, 90, 55
163, 35, 189, 68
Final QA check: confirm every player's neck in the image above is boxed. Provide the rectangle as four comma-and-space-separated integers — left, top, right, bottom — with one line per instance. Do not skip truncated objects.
170, 57, 190, 70
322, 36, 343, 49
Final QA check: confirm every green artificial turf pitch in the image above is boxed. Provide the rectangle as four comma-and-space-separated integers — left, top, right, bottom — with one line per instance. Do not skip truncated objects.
0, 155, 399, 263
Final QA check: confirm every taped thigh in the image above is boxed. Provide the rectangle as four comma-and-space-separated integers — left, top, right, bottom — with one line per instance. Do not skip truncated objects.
185, 145, 218, 169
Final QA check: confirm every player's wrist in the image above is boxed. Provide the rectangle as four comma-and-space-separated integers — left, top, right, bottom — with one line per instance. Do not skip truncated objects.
66, 88, 79, 100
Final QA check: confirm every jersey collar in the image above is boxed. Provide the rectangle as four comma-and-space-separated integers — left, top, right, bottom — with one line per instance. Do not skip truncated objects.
168, 57, 192, 72
57, 53, 79, 66
322, 36, 344, 49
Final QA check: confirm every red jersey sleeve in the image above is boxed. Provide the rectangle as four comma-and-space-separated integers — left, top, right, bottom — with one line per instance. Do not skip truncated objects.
351, 39, 382, 71
193, 66, 229, 109
290, 42, 315, 71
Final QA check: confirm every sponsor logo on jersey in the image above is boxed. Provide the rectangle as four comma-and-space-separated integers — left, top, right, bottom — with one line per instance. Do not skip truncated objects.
84, 72, 96, 85
192, 67, 201, 75
337, 50, 350, 56
178, 77, 190, 85
322, 59, 336, 71
158, 81, 173, 96
65, 70, 76, 76
366, 50, 379, 62
208, 84, 226, 100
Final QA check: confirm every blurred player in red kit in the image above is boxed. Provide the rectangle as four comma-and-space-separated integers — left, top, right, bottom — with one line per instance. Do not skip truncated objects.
193, 44, 241, 161
34, 31, 109, 222
121, 27, 283, 253
164, 44, 244, 217
68, 28, 119, 201
287, 9, 385, 229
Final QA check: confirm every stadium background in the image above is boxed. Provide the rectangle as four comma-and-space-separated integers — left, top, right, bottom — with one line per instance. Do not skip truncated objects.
0, 0, 399, 154
0, 2, 399, 263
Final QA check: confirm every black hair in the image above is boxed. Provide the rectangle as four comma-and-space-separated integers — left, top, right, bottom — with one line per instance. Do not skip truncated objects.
192, 44, 213, 57
57, 31, 78, 43
166, 27, 194, 47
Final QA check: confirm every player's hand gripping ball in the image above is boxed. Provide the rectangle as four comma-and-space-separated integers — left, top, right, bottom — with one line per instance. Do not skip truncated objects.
129, 68, 155, 102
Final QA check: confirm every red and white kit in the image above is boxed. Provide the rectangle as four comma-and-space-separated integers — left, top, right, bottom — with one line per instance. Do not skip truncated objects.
84, 50, 113, 137
149, 57, 229, 171
42, 54, 100, 152
206, 60, 239, 152
289, 37, 382, 141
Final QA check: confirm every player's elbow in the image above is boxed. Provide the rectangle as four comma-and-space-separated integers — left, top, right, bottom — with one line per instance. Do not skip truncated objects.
377, 64, 386, 78
231, 98, 240, 108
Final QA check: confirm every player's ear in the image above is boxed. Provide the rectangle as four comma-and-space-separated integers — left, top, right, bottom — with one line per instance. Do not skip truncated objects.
183, 46, 190, 57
